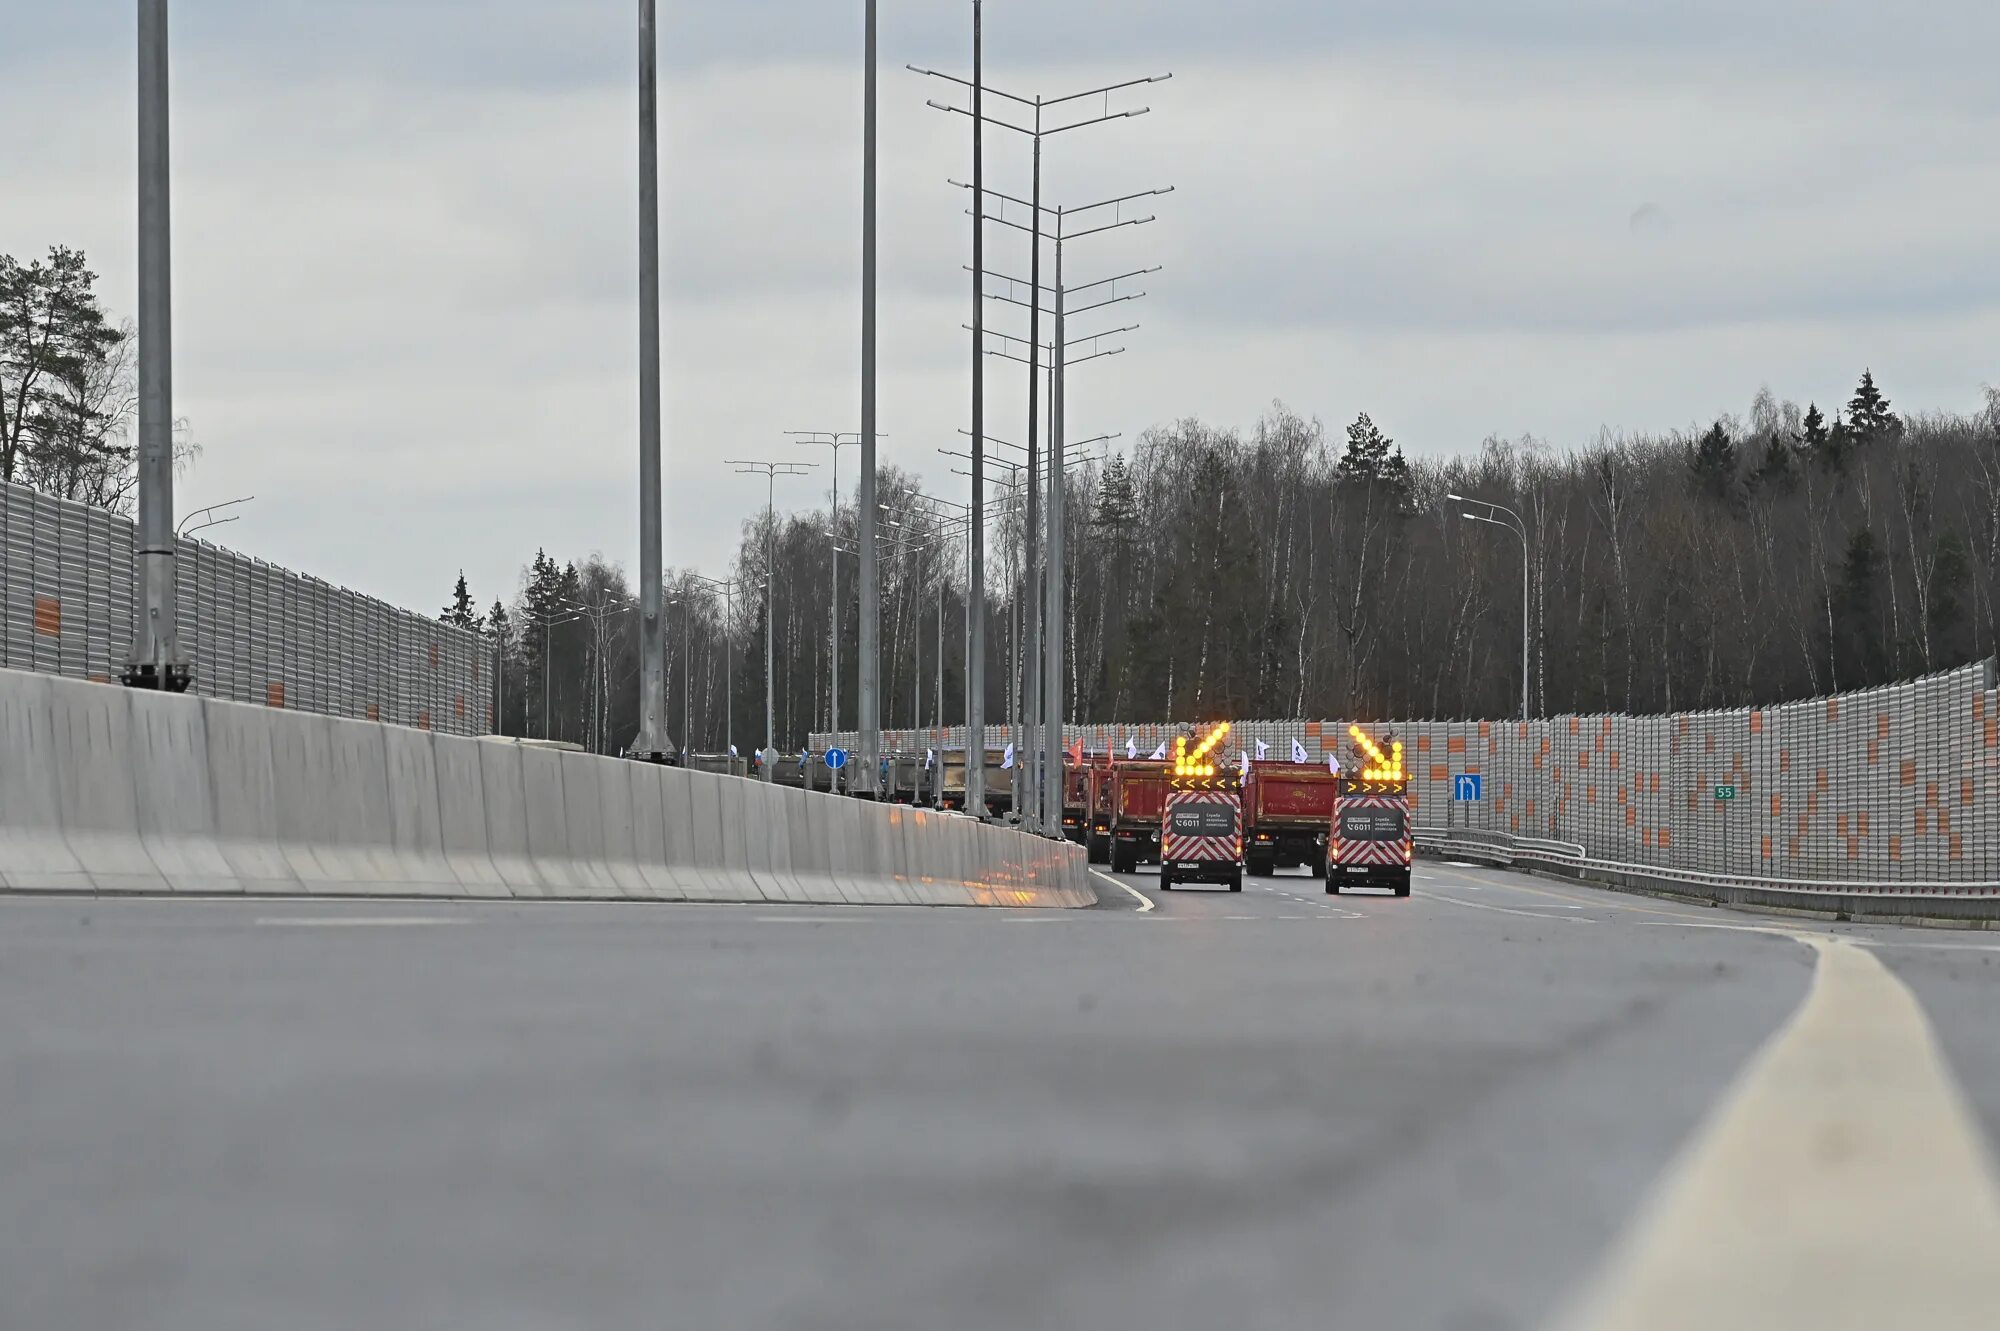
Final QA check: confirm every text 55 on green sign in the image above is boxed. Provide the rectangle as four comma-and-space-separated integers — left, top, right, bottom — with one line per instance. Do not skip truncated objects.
1714, 785, 1736, 802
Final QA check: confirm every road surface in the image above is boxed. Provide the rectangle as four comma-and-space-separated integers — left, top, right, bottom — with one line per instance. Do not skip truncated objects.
2, 861, 1997, 1329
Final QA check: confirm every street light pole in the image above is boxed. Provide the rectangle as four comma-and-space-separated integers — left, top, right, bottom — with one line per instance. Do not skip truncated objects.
858, 0, 882, 800
1451, 493, 1533, 721
630, 0, 672, 762
124, 0, 190, 693
790, 431, 861, 737
690, 575, 738, 758
727, 460, 815, 777
966, 0, 987, 817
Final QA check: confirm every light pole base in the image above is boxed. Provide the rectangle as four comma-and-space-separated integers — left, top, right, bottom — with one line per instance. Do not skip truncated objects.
120, 660, 192, 694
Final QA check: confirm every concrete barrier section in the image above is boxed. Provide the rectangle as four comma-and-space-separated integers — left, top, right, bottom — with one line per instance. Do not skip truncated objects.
0, 672, 91, 892
0, 667, 1093, 907
128, 688, 236, 894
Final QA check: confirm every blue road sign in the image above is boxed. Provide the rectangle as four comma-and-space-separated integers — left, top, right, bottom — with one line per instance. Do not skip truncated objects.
825, 748, 848, 771
1453, 773, 1483, 802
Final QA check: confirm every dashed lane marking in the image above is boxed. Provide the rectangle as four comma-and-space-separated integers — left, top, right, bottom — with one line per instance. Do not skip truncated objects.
1557, 928, 2000, 1331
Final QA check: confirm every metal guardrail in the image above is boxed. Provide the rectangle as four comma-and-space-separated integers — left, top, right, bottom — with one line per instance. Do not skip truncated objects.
1415, 825, 2000, 922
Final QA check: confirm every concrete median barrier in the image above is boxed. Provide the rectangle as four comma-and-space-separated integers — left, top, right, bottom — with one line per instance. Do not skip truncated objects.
0, 666, 1093, 907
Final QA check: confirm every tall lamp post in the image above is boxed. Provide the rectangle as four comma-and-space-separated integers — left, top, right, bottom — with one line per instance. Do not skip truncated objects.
123, 0, 190, 693
726, 460, 816, 778
1449, 493, 1532, 721
690, 574, 743, 761
629, 0, 673, 761
790, 430, 863, 738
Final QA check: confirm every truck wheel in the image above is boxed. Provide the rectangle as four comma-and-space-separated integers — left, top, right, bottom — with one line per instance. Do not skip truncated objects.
1111, 843, 1133, 876
1158, 868, 1174, 891
1325, 877, 1341, 895
1228, 872, 1243, 893
1246, 854, 1274, 878
1393, 870, 1412, 899
1309, 857, 1327, 880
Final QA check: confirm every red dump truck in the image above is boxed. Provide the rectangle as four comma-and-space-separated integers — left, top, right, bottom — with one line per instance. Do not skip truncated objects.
1243, 761, 1339, 879
1085, 764, 1116, 863
1059, 754, 1103, 848
1107, 760, 1169, 875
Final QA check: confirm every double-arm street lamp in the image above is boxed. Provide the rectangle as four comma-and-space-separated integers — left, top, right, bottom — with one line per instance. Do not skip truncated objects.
1449, 493, 1532, 722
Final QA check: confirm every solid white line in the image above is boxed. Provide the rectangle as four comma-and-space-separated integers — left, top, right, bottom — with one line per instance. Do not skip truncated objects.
1557, 932, 2000, 1331
1091, 869, 1156, 913
753, 917, 877, 925
1427, 893, 1598, 925
254, 917, 464, 928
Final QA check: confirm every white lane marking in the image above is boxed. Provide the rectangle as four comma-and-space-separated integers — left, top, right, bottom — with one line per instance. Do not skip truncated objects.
753, 917, 878, 924
999, 917, 1068, 924
1427, 893, 1598, 925
1091, 870, 1155, 913
252, 914, 468, 927
1851, 939, 2000, 954
1557, 932, 2000, 1331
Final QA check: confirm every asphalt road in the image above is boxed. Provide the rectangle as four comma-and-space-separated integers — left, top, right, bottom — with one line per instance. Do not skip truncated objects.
2, 864, 1997, 1330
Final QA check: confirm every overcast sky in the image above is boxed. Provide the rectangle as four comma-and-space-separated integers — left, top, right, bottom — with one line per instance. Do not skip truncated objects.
7, 1, 1997, 615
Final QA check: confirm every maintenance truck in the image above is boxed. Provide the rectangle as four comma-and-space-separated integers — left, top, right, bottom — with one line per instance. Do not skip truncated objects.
1107, 759, 1169, 874
1085, 763, 1117, 863
1159, 723, 1244, 891
1059, 753, 1105, 847
937, 749, 1013, 818
1243, 760, 1338, 878
1327, 725, 1412, 897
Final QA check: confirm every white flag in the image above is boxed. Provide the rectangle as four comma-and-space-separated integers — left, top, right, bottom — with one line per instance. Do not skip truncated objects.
1002, 743, 1016, 769
1148, 742, 1168, 761
1238, 750, 1250, 778
728, 744, 738, 757
1291, 738, 1309, 764
1255, 739, 1269, 761
925, 748, 936, 769
1126, 736, 1138, 760
1328, 751, 1341, 775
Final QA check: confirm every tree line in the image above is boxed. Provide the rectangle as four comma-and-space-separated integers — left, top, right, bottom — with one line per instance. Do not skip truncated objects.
464, 369, 2000, 755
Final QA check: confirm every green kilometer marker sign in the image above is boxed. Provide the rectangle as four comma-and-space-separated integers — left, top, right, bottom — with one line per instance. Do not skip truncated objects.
1715, 785, 1737, 802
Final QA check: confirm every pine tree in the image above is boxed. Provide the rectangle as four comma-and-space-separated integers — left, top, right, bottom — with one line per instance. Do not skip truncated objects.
1335, 412, 1410, 499
1751, 432, 1798, 492
1798, 401, 1846, 472
1092, 453, 1139, 536
1843, 369, 1901, 446
1688, 420, 1738, 499
0, 245, 131, 501
441, 571, 480, 628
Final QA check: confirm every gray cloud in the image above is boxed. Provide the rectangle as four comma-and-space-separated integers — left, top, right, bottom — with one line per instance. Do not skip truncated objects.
4, 3, 1997, 616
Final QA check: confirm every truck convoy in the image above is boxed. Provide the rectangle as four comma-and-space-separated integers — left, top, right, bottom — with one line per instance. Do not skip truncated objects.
1159, 723, 1245, 891
1327, 725, 1412, 897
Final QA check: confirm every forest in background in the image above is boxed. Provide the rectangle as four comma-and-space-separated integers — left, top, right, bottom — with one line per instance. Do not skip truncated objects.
459, 371, 2000, 754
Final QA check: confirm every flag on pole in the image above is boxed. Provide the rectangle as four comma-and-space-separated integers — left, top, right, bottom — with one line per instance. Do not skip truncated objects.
1068, 739, 1084, 766
1255, 739, 1269, 761
925, 748, 936, 770
1328, 751, 1341, 775
1148, 742, 1168, 761
1002, 743, 1016, 770
1126, 736, 1138, 760
728, 744, 738, 758
1291, 738, 1309, 764
1239, 750, 1250, 778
